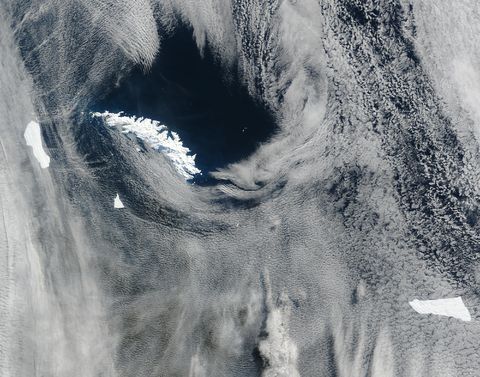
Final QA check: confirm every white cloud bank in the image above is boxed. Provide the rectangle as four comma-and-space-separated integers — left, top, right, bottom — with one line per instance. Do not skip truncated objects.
258, 303, 300, 377
24, 121, 50, 168
258, 272, 300, 377
409, 297, 471, 322
92, 111, 201, 180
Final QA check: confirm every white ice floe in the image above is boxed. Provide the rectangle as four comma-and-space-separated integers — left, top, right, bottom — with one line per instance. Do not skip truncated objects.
409, 297, 471, 322
92, 111, 201, 180
24, 121, 50, 168
114, 194, 125, 209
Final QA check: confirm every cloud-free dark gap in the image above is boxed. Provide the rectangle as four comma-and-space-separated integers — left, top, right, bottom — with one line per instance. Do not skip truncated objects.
94, 25, 277, 183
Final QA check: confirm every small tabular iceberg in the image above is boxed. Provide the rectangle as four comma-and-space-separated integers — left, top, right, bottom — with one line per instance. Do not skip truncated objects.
114, 193, 125, 209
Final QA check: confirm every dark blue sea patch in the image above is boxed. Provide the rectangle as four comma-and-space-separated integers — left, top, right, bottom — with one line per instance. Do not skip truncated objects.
94, 25, 278, 184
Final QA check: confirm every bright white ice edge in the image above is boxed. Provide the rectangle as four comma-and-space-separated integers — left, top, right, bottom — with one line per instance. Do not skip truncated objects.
409, 297, 471, 322
24, 121, 50, 168
92, 111, 201, 180
114, 194, 125, 209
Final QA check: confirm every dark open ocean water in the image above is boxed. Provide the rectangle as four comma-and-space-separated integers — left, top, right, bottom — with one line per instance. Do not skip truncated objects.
94, 25, 277, 182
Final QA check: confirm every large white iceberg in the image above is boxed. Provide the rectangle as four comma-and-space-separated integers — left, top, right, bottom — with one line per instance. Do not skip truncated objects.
24, 121, 50, 169
92, 111, 201, 180
409, 297, 471, 322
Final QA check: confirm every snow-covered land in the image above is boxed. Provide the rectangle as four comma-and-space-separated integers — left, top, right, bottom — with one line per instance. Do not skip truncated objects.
409, 297, 471, 322
92, 111, 200, 180
24, 121, 50, 168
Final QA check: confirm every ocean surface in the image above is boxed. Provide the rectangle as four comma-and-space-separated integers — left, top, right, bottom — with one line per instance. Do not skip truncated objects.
1, 1, 480, 376
94, 25, 277, 181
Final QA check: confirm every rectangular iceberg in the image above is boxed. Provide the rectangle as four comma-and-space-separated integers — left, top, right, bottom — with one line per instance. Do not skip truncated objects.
409, 297, 471, 322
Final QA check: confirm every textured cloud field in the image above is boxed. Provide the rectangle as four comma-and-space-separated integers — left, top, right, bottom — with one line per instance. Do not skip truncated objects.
1, 1, 480, 376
